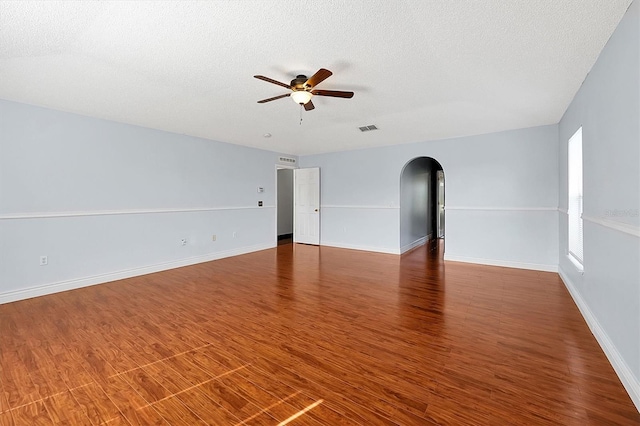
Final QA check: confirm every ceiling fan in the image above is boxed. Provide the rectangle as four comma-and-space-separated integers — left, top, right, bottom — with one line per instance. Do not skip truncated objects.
254, 68, 354, 111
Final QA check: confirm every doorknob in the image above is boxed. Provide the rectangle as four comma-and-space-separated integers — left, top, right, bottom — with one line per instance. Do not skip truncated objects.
314, 209, 318, 212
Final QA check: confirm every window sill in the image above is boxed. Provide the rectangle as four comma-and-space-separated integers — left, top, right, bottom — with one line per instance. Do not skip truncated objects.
567, 254, 584, 275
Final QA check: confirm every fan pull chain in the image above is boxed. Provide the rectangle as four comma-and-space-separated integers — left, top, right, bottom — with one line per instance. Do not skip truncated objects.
299, 104, 303, 125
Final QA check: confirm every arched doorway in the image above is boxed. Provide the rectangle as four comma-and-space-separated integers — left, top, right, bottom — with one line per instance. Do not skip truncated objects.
400, 157, 444, 255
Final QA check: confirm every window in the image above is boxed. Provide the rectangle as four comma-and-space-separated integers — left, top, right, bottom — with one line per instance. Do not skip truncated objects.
568, 127, 583, 266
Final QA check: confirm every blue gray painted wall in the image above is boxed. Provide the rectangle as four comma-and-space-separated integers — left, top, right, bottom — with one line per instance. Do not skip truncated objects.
300, 124, 559, 269
558, 0, 639, 408
0, 100, 290, 302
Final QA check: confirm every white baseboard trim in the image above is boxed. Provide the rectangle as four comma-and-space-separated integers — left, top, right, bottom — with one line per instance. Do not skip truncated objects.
558, 266, 640, 412
400, 236, 429, 254
443, 254, 558, 272
0, 243, 275, 305
320, 241, 400, 255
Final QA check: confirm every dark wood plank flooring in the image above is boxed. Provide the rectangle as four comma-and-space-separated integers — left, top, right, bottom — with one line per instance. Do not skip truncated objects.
0, 242, 638, 425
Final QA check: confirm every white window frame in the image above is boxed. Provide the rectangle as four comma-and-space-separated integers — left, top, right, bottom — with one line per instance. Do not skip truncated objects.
568, 127, 583, 269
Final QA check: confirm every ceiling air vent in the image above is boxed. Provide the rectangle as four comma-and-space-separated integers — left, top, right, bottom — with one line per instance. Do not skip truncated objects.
279, 156, 296, 164
359, 124, 378, 132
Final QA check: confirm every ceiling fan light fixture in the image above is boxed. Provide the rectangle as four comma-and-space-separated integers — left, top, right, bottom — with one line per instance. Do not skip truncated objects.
291, 90, 312, 105
255, 68, 353, 110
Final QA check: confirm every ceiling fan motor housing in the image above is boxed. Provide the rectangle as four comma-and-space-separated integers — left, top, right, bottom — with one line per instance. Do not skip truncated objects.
291, 75, 310, 91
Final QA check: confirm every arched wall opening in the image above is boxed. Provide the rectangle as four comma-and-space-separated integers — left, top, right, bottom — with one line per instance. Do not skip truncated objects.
399, 157, 444, 254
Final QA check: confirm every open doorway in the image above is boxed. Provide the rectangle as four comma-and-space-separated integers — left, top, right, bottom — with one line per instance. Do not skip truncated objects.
276, 167, 294, 245
400, 157, 444, 255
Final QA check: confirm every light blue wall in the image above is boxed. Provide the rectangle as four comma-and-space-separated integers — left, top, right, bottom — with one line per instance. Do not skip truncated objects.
300, 125, 559, 269
558, 0, 639, 408
0, 100, 289, 302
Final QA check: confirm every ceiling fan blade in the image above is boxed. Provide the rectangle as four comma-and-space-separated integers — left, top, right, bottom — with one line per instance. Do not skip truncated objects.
305, 68, 332, 88
257, 93, 291, 103
254, 75, 291, 89
304, 100, 315, 111
311, 89, 354, 99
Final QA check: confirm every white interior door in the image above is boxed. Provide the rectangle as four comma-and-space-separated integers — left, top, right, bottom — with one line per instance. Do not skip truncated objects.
294, 167, 320, 245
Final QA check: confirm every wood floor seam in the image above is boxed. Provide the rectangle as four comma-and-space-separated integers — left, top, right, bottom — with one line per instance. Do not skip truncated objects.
105, 342, 217, 378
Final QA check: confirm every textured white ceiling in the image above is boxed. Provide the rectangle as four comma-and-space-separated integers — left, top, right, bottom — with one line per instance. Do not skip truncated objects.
0, 0, 632, 155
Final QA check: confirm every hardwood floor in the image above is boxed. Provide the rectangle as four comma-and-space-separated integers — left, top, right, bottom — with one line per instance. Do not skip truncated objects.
0, 242, 638, 425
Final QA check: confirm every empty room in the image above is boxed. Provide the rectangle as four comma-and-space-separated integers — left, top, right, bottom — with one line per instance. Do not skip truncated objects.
0, 1, 639, 424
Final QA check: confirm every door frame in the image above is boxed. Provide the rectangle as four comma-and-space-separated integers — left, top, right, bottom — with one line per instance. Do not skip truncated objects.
275, 164, 296, 245
437, 169, 445, 239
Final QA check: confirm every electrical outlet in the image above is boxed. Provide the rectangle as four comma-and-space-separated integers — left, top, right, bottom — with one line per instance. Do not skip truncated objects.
40, 255, 48, 266
212, 235, 216, 241
181, 238, 187, 246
